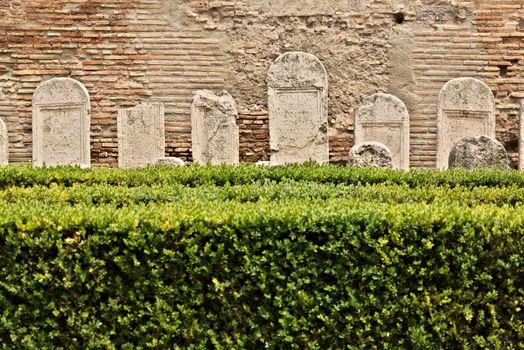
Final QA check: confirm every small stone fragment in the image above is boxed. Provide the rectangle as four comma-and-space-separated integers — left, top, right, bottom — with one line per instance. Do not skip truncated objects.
152, 157, 185, 167
448, 135, 510, 169
348, 142, 393, 168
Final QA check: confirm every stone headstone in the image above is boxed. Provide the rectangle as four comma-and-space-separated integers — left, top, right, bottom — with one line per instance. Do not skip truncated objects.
0, 118, 7, 166
448, 135, 510, 170
191, 90, 239, 165
519, 100, 524, 170
32, 78, 90, 167
348, 141, 393, 168
437, 77, 495, 169
355, 93, 410, 170
152, 157, 185, 167
268, 52, 329, 165
118, 103, 165, 168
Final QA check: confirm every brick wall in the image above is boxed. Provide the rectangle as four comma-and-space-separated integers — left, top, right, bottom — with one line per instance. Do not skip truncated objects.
0, 0, 523, 167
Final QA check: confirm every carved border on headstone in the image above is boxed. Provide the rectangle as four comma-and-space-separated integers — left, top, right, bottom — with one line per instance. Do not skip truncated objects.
32, 78, 90, 167
436, 77, 495, 169
268, 51, 329, 165
355, 93, 410, 170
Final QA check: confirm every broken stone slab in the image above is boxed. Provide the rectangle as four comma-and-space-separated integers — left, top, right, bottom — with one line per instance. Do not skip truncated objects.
152, 157, 185, 167
448, 135, 510, 170
118, 103, 165, 168
355, 93, 410, 170
191, 90, 239, 165
268, 51, 329, 165
32, 78, 91, 167
0, 118, 7, 166
348, 141, 393, 169
437, 77, 495, 169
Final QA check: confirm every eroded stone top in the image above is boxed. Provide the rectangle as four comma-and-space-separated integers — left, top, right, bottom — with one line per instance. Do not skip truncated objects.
438, 77, 494, 112
192, 90, 238, 118
32, 78, 90, 106
268, 52, 328, 89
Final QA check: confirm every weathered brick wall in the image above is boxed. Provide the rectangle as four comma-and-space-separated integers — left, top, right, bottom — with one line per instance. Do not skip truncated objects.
0, 0, 523, 167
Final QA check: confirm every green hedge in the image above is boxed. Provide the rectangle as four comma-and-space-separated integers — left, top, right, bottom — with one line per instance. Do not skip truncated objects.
0, 163, 523, 188
0, 166, 524, 349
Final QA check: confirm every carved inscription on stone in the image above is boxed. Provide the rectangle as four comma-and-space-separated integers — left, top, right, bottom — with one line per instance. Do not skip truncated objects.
32, 78, 90, 167
118, 103, 165, 168
355, 93, 410, 170
272, 89, 321, 150
268, 52, 328, 165
437, 77, 495, 169
0, 118, 7, 165
191, 90, 239, 165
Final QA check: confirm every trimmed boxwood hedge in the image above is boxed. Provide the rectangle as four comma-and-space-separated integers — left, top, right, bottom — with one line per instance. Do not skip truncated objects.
0, 165, 523, 349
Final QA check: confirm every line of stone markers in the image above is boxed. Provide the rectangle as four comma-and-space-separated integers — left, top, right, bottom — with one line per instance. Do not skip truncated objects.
0, 51, 517, 169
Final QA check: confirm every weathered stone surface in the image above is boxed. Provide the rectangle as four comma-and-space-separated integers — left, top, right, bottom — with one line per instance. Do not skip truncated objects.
32, 78, 90, 167
355, 93, 410, 170
348, 141, 393, 168
256, 160, 272, 166
0, 118, 7, 166
519, 101, 524, 170
449, 135, 510, 169
191, 90, 239, 165
152, 157, 185, 167
437, 77, 495, 169
268, 52, 328, 165
118, 103, 165, 168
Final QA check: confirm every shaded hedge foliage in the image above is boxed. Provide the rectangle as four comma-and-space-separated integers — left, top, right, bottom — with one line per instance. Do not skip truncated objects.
0, 165, 523, 349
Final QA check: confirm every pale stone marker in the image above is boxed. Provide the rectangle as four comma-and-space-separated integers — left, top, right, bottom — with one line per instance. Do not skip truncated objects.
32, 78, 90, 167
449, 135, 510, 169
0, 118, 7, 166
268, 52, 329, 165
152, 157, 185, 167
118, 103, 165, 168
348, 141, 393, 169
191, 90, 239, 165
355, 93, 410, 170
437, 77, 495, 169
519, 100, 524, 170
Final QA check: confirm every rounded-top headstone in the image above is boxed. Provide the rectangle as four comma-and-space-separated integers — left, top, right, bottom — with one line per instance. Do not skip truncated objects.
355, 93, 410, 170
32, 77, 91, 167
348, 141, 393, 169
268, 51, 329, 165
448, 135, 510, 170
437, 77, 495, 169
152, 157, 185, 167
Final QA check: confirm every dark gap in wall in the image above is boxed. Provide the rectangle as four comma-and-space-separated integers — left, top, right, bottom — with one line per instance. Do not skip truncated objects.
499, 65, 508, 77
394, 12, 405, 24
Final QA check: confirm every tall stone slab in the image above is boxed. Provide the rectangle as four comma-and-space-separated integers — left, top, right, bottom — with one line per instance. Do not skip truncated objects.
0, 118, 7, 166
191, 90, 239, 165
519, 100, 524, 170
268, 52, 329, 165
437, 77, 495, 169
118, 103, 165, 168
355, 93, 410, 170
32, 78, 90, 167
